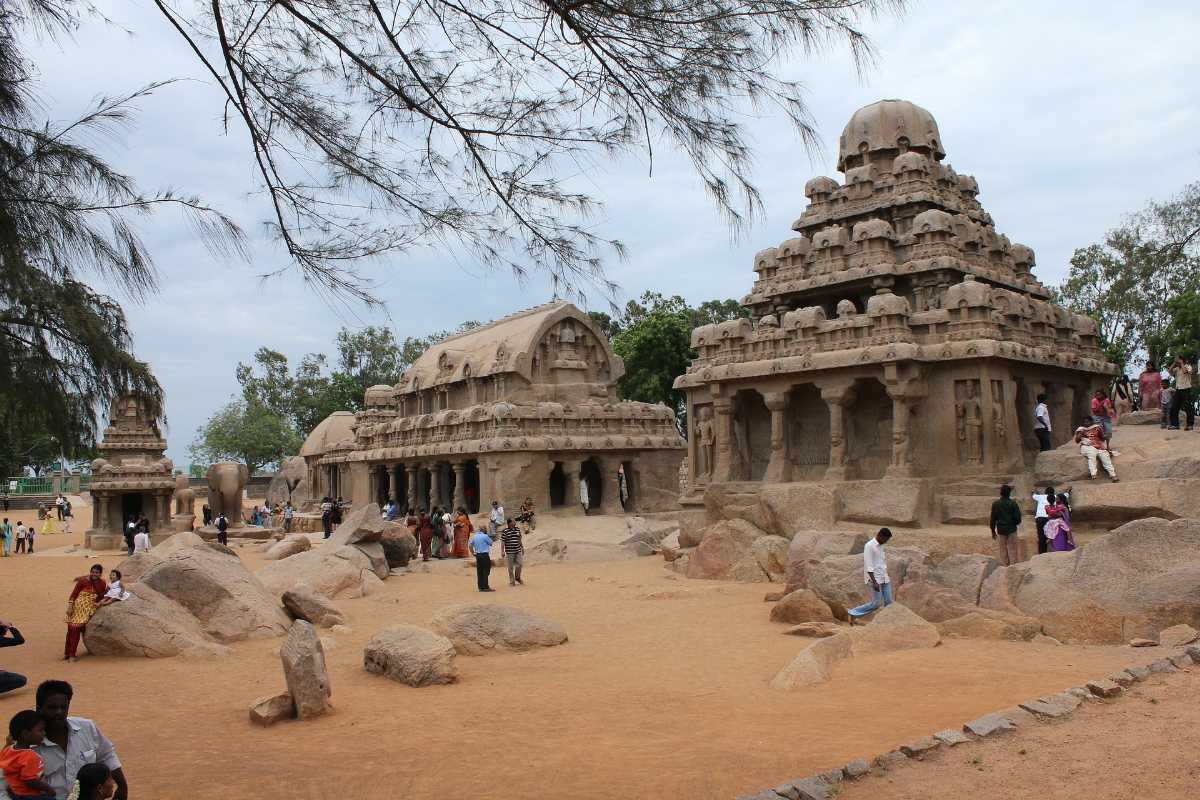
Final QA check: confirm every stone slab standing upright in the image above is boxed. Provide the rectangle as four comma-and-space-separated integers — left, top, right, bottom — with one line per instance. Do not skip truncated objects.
279, 620, 331, 720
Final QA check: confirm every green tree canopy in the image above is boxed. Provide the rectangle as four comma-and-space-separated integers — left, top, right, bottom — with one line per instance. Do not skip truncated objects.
188, 401, 301, 476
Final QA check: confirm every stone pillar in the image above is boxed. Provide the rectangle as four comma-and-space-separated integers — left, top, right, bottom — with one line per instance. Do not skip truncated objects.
598, 457, 623, 514
388, 466, 399, 504
712, 397, 736, 482
428, 465, 441, 511
451, 462, 466, 511
821, 385, 854, 481
157, 493, 168, 528
561, 459, 583, 514
90, 493, 99, 529
405, 464, 418, 512
98, 494, 110, 534
886, 394, 913, 478
763, 391, 790, 483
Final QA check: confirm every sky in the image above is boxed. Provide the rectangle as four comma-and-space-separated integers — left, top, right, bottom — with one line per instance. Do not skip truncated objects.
26, 0, 1200, 466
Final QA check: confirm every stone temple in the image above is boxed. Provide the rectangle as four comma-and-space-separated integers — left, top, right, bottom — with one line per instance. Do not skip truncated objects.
674, 100, 1115, 522
305, 301, 685, 514
85, 395, 176, 549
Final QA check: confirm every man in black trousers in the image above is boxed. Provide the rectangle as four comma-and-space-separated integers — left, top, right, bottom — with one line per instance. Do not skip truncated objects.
468, 526, 496, 592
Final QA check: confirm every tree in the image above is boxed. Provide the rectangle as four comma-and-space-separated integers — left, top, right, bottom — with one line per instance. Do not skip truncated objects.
610, 293, 695, 430
1058, 182, 1200, 371
1151, 290, 1200, 364
188, 400, 301, 475
148, 0, 893, 302
0, 1, 242, 475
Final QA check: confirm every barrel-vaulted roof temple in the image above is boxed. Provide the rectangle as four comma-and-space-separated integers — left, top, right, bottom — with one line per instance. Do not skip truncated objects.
302, 302, 685, 514
674, 99, 1115, 512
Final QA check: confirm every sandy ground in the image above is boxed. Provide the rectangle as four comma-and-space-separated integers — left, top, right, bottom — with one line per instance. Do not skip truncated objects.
0, 527, 1161, 800
837, 668, 1200, 800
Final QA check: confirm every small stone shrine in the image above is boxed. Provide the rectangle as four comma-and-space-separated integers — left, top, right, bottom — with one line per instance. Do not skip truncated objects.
674, 100, 1115, 511
85, 395, 176, 549
306, 301, 685, 514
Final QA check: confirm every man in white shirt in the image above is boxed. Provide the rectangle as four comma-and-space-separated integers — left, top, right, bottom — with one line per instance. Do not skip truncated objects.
133, 529, 152, 553
33, 679, 128, 800
488, 500, 505, 536
1031, 484, 1055, 555
1033, 392, 1052, 451
848, 528, 893, 623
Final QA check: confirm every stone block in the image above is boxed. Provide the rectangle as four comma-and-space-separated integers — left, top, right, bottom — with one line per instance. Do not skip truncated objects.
932, 729, 971, 747
870, 750, 908, 770
1108, 672, 1134, 687
1124, 665, 1150, 682
939, 495, 994, 525
771, 778, 830, 800
898, 736, 940, 758
1086, 678, 1123, 698
842, 759, 870, 779
279, 620, 331, 720
1149, 658, 1178, 674
759, 483, 837, 538
1118, 409, 1160, 425
1158, 624, 1200, 647
1168, 654, 1192, 669
963, 712, 1016, 737
835, 479, 929, 527
249, 692, 294, 726
1019, 692, 1082, 718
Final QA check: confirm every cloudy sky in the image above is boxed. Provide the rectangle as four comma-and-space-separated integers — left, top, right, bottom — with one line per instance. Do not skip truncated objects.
28, 0, 1200, 465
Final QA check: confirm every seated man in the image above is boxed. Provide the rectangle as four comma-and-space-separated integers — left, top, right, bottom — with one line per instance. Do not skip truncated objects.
1073, 422, 1118, 482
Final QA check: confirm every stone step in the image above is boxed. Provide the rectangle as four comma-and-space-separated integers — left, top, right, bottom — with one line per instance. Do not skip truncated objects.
940, 479, 1014, 497
940, 495, 995, 525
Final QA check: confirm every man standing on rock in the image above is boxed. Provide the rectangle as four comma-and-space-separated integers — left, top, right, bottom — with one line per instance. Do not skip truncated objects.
848, 528, 893, 623
989, 484, 1023, 566
469, 526, 497, 592
1033, 392, 1052, 451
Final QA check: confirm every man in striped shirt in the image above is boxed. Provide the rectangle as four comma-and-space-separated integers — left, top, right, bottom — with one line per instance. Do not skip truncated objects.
500, 517, 525, 586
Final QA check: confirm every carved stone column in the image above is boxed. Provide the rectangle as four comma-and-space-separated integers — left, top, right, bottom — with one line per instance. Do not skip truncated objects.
451, 461, 467, 511
428, 464, 441, 511
90, 494, 99, 529
561, 459, 584, 514
98, 494, 110, 533
763, 391, 790, 483
388, 466, 399, 504
821, 384, 854, 481
405, 464, 418, 512
886, 394, 913, 478
712, 397, 736, 482
598, 457, 623, 514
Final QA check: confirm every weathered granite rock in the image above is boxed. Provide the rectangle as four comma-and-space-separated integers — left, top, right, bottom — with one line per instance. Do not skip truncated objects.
1188, 646, 1200, 663
963, 712, 1016, 737
355, 541, 390, 580
1158, 623, 1200, 647
703, 483, 769, 530
280, 621, 331, 720
771, 777, 830, 800
429, 603, 567, 655
84, 584, 231, 658
281, 584, 346, 628
1086, 678, 1123, 698
327, 502, 387, 546
1130, 637, 1158, 647
1068, 482, 1200, 526
380, 524, 418, 568
835, 479, 929, 527
686, 519, 778, 582
843, 759, 870, 779
978, 518, 1200, 643
621, 517, 679, 547
784, 529, 868, 591
249, 692, 295, 726
113, 552, 164, 583
805, 547, 929, 610
264, 535, 312, 561
752, 535, 791, 580
267, 455, 309, 507
1019, 692, 1082, 718
927, 553, 999, 603
258, 544, 379, 599
152, 531, 206, 556
770, 589, 836, 625
1149, 658, 1178, 674
871, 750, 908, 770
936, 610, 1042, 641
783, 622, 841, 638
1124, 665, 1150, 681
1117, 409, 1160, 425
139, 543, 291, 643
363, 624, 457, 686
1108, 671, 1134, 687
896, 581, 975, 623
898, 737, 939, 758
1168, 653, 1192, 669
759, 484, 837, 538
932, 729, 971, 747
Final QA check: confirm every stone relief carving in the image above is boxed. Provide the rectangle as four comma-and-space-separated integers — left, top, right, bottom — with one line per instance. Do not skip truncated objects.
955, 379, 983, 466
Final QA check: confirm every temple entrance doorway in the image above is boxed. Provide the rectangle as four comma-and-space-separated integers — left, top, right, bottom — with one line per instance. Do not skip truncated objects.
846, 378, 892, 480
733, 389, 771, 481
548, 462, 566, 507
786, 383, 830, 481
580, 458, 602, 512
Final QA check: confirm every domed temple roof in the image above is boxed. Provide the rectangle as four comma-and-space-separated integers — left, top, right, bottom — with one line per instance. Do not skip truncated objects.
838, 99, 945, 171
300, 410, 356, 458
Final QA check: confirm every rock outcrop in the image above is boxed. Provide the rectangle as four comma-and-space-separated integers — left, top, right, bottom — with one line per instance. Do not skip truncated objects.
769, 589, 837, 625
282, 584, 347, 628
258, 544, 380, 599
803, 546, 929, 609
264, 535, 312, 561
684, 519, 787, 582
380, 525, 418, 568
327, 503, 387, 547
280, 621, 331, 719
84, 584, 231, 659
784, 530, 868, 591
429, 603, 568, 655
267, 456, 310, 507
363, 624, 457, 686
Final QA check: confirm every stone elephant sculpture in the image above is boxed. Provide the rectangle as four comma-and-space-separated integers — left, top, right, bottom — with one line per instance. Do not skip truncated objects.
173, 474, 195, 517
206, 462, 248, 523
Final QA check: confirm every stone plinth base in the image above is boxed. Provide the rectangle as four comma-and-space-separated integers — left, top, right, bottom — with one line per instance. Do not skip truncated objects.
83, 529, 124, 551
196, 524, 276, 541
170, 514, 195, 532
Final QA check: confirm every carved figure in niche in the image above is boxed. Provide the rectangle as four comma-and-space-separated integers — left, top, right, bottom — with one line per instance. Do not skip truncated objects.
697, 407, 716, 477
991, 380, 1006, 442
955, 381, 983, 465
836, 299, 857, 318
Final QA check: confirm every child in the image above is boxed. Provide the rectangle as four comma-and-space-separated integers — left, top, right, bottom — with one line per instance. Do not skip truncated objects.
0, 710, 56, 799
72, 763, 117, 800
13, 523, 24, 555
98, 570, 130, 606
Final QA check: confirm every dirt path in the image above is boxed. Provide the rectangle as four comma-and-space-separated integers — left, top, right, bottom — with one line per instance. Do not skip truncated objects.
836, 668, 1200, 800
0, 539, 1162, 800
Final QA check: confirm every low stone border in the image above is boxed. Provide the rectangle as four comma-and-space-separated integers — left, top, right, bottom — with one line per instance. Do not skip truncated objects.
736, 645, 1200, 800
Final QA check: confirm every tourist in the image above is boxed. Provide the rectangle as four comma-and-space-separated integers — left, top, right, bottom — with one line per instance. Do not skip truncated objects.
1, 709, 57, 799
55, 494, 65, 521
61, 502, 71, 535
1167, 356, 1194, 430
1031, 485, 1055, 555
1073, 422, 1118, 482
97, 571, 130, 607
519, 496, 536, 531
0, 518, 10, 557
14, 521, 25, 555
25, 521, 36, 555
320, 497, 332, 539
33, 680, 127, 800
331, 496, 344, 532
1138, 361, 1163, 415
488, 500, 504, 536
1090, 389, 1115, 444
1112, 376, 1133, 417
283, 502, 294, 533
132, 527, 151, 554
1044, 492, 1075, 552
122, 516, 136, 556
417, 510, 434, 561
214, 512, 229, 545
847, 528, 893, 622
451, 507, 471, 558
1033, 393, 1052, 451
430, 507, 444, 558
1161, 381, 1175, 429
64, 565, 106, 662
501, 517, 525, 586
39, 510, 54, 537
442, 511, 454, 556
70, 763, 118, 800
201, 503, 212, 527
988, 484, 1022, 566
0, 622, 27, 695
469, 526, 496, 592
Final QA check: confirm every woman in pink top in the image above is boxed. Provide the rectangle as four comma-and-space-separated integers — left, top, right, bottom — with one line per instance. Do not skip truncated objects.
1138, 362, 1162, 412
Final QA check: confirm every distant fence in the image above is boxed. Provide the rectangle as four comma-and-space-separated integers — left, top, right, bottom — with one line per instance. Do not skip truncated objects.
5, 476, 52, 496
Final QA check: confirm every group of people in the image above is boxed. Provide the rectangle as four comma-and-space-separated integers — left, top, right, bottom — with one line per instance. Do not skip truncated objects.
64, 565, 129, 662
468, 511, 527, 591
319, 496, 344, 539
0, 518, 50, 557
0, 681, 127, 799
1138, 357, 1195, 431
988, 483, 1076, 567
120, 517, 151, 557
404, 506, 473, 561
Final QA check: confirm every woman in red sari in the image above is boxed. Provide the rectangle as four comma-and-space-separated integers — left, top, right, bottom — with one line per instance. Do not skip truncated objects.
64, 564, 107, 661
417, 511, 434, 561
451, 507, 471, 558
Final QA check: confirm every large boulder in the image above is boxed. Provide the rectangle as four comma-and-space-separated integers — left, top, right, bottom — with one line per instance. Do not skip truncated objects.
264, 535, 312, 561
926, 553, 1000, 604
84, 584, 231, 659
258, 544, 379, 599
1033, 448, 1090, 485
114, 552, 164, 583
979, 517, 1200, 643
785, 530, 868, 591
354, 541, 390, 580
895, 581, 976, 623
328, 503, 387, 546
1117, 409, 1160, 425
771, 603, 939, 689
937, 609, 1042, 641
685, 519, 781, 582
380, 524, 418, 568
770, 589, 836, 625
153, 531, 206, 555
621, 517, 679, 547
1067, 480, 1200, 526
281, 584, 346, 628
429, 603, 568, 655
267, 455, 310, 507
804, 546, 930, 609
279, 620, 331, 719
834, 479, 929, 527
758, 484, 837, 538
363, 624, 457, 686
139, 543, 291, 643
702, 483, 769, 529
